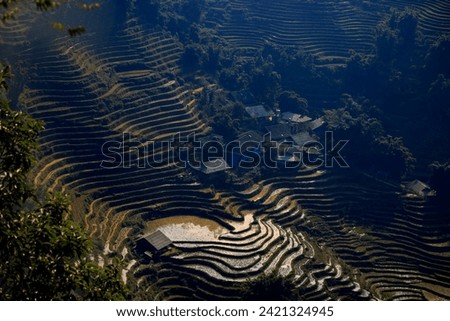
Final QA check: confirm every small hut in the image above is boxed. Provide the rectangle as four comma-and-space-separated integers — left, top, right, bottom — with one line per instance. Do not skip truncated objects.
136, 230, 173, 256
405, 180, 436, 197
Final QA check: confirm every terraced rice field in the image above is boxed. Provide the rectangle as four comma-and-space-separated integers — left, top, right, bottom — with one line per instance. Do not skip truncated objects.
14, 16, 226, 259
140, 166, 449, 300
244, 168, 450, 300
208, 0, 450, 67
2, 1, 450, 300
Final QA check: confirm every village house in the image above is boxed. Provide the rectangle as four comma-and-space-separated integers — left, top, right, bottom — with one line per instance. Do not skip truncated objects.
199, 158, 230, 174
245, 105, 275, 120
404, 180, 436, 197
136, 230, 173, 257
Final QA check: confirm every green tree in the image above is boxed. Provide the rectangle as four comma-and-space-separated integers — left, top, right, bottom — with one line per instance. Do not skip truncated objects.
1, 0, 100, 35
278, 91, 308, 115
429, 160, 450, 200
0, 64, 127, 300
324, 95, 415, 178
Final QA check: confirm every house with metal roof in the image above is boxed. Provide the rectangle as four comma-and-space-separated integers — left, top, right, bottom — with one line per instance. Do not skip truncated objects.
404, 180, 436, 197
309, 117, 325, 131
275, 143, 302, 164
291, 132, 316, 147
136, 230, 173, 256
231, 131, 264, 167
200, 158, 230, 174
281, 112, 312, 124
237, 131, 263, 146
265, 124, 292, 141
245, 105, 274, 119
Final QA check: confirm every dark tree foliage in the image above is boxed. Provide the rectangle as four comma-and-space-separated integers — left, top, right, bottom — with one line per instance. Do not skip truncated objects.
337, 9, 450, 168
197, 88, 242, 140
239, 272, 299, 301
175, 4, 444, 177
264, 45, 315, 85
152, 0, 206, 40
0, 20, 127, 298
180, 0, 204, 23
342, 10, 423, 102
1, 2, 126, 300
181, 41, 225, 74
180, 44, 202, 72
427, 74, 450, 120
375, 9, 420, 65
0, 0, 102, 36
174, 3, 450, 174
0, 0, 54, 12
0, 64, 10, 91
68, 26, 86, 37
425, 35, 450, 79
324, 95, 415, 178
429, 161, 450, 200
248, 62, 281, 105
0, 90, 127, 299
219, 67, 248, 91
278, 91, 308, 115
